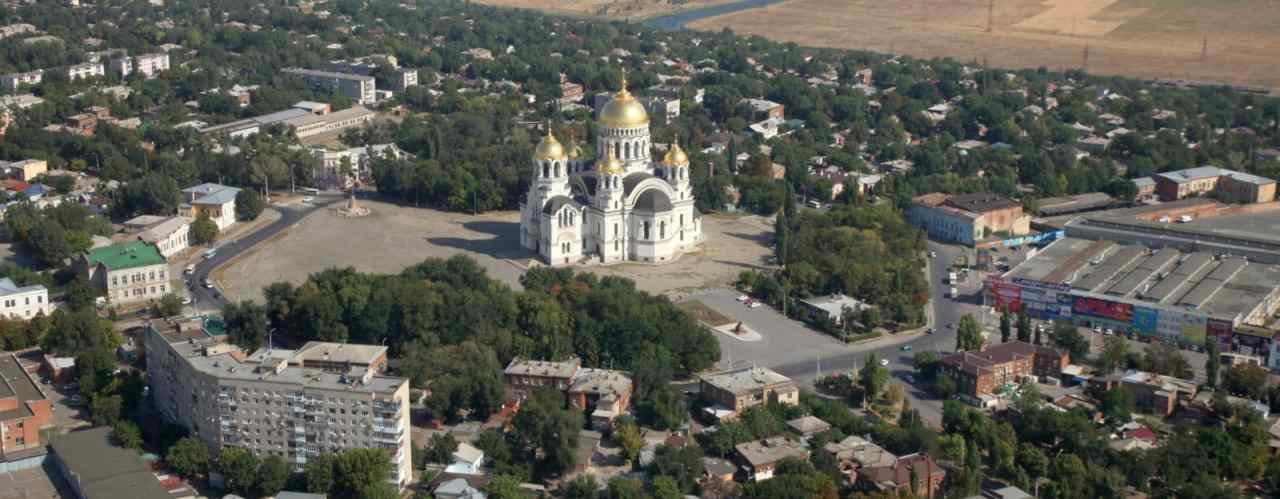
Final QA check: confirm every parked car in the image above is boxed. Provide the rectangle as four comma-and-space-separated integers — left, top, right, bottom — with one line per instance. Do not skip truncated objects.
303, 196, 316, 203
202, 249, 217, 259
184, 264, 195, 275
748, 300, 763, 309
736, 295, 750, 302
181, 296, 192, 305
203, 278, 214, 289
879, 358, 890, 367
901, 345, 913, 351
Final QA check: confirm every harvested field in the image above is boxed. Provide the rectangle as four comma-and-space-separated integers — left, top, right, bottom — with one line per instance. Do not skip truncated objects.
687, 0, 1280, 91
471, 0, 741, 20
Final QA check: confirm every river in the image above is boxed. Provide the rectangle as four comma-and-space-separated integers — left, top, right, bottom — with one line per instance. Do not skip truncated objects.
642, 0, 787, 30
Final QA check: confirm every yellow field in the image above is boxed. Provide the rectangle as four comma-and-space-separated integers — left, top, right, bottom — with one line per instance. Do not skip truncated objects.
470, 0, 740, 20
686, 0, 1280, 91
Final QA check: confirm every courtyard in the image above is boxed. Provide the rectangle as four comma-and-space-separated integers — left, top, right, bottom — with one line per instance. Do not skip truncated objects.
217, 199, 775, 302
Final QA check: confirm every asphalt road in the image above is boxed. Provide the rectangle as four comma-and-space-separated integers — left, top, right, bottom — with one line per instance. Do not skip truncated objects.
763, 240, 971, 426
186, 193, 344, 309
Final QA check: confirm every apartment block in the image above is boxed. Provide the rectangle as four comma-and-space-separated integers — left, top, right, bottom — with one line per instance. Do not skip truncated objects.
0, 70, 42, 92
144, 323, 413, 486
65, 62, 105, 81
76, 241, 170, 305
503, 358, 633, 429
283, 68, 376, 104
2, 159, 47, 181
133, 53, 170, 78
699, 366, 799, 420
0, 278, 49, 319
939, 341, 1069, 406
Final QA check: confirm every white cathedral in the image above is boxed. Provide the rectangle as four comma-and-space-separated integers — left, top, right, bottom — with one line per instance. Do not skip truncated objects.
519, 78, 702, 266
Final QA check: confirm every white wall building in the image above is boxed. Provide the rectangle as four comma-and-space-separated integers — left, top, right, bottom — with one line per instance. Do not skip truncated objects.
0, 278, 49, 319
519, 74, 702, 266
179, 183, 240, 231
65, 62, 105, 81
137, 216, 193, 259
77, 241, 170, 304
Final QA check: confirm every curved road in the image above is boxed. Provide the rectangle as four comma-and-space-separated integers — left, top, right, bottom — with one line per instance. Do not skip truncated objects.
767, 240, 970, 425
188, 193, 345, 309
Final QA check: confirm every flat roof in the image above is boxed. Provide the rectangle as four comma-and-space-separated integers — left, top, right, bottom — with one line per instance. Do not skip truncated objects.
138, 216, 192, 243
283, 67, 375, 81
0, 353, 42, 421
49, 427, 172, 499
1156, 166, 1222, 183
735, 436, 807, 466
1036, 192, 1114, 216
149, 325, 406, 394
84, 241, 165, 270
504, 358, 580, 378
946, 192, 1021, 213
799, 294, 871, 316
1003, 237, 1280, 322
293, 341, 387, 367
700, 366, 794, 395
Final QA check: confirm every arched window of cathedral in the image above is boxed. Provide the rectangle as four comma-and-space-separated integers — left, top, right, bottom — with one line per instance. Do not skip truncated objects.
660, 221, 666, 239
643, 221, 650, 240
614, 142, 621, 159
613, 223, 618, 238
542, 163, 548, 178
680, 214, 684, 226
624, 142, 631, 159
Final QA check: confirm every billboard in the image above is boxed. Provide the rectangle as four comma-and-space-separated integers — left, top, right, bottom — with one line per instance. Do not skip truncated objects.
1208, 319, 1233, 346
988, 279, 1022, 312
1130, 306, 1159, 336
1156, 309, 1207, 343
1073, 297, 1134, 323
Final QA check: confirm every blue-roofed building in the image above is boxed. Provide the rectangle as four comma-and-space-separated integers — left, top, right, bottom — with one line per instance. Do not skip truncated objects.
179, 183, 241, 231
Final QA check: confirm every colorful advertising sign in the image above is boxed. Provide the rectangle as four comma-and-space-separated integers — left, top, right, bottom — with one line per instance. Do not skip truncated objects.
1130, 306, 1159, 336
1208, 319, 1233, 346
987, 279, 1022, 312
1073, 297, 1134, 323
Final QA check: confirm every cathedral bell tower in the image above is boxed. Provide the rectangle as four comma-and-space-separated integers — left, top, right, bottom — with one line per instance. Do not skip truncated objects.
662, 134, 691, 200
532, 127, 570, 198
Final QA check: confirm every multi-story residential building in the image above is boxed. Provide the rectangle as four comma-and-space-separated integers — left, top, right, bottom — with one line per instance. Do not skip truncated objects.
76, 241, 170, 305
323, 58, 418, 92
144, 323, 413, 486
133, 53, 170, 78
136, 216, 193, 259
179, 183, 240, 231
2, 159, 47, 181
0, 278, 49, 319
65, 62, 105, 81
908, 192, 1031, 246
741, 98, 784, 120
1092, 369, 1198, 416
503, 358, 633, 429
698, 366, 799, 420
0, 70, 43, 92
939, 341, 1069, 406
283, 68, 376, 105
1, 352, 54, 462
1154, 166, 1277, 203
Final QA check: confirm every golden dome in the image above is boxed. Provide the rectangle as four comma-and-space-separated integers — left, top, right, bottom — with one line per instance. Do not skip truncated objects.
663, 136, 689, 165
598, 72, 649, 128
534, 128, 567, 161
597, 148, 625, 175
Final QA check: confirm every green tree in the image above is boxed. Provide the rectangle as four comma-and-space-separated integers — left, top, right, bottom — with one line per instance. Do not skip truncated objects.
1100, 335, 1128, 374
562, 475, 599, 499
1099, 388, 1133, 426
191, 214, 218, 245
651, 475, 682, 499
167, 437, 211, 478
111, 421, 142, 449
333, 448, 393, 498
956, 314, 983, 351
932, 375, 956, 398
41, 308, 119, 356
646, 444, 704, 493
305, 454, 335, 493
1052, 322, 1090, 359
1000, 310, 1012, 343
218, 447, 260, 497
152, 293, 185, 318
1225, 364, 1270, 400
859, 353, 889, 407
222, 301, 268, 351
1205, 339, 1221, 389
1016, 311, 1031, 343
256, 456, 290, 498
90, 394, 123, 426
426, 432, 459, 464
236, 188, 266, 221
487, 474, 525, 499
615, 419, 644, 466
513, 390, 583, 478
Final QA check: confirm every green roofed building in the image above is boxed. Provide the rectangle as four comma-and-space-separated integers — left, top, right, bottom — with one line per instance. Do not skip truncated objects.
75, 241, 171, 305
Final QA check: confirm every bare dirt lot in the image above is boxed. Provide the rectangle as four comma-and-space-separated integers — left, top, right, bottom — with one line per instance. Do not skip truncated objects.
688, 0, 1280, 91
218, 199, 773, 302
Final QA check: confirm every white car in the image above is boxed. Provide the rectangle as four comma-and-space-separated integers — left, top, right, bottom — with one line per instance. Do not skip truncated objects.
879, 359, 890, 367
747, 300, 763, 309
181, 296, 192, 305
303, 196, 316, 202
736, 295, 750, 303
203, 278, 214, 289
1104, 328, 1114, 336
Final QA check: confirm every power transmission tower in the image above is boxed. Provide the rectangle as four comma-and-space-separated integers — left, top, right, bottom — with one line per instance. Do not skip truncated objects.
986, 0, 994, 33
